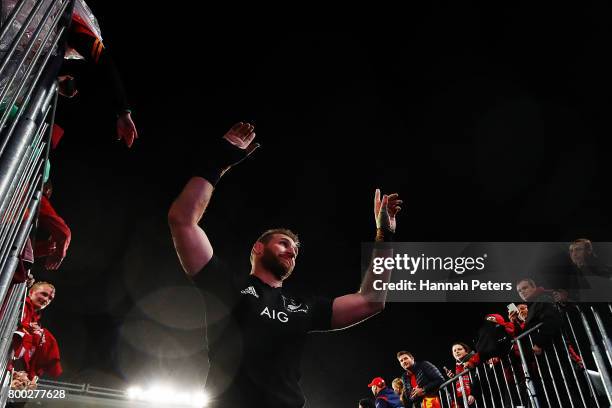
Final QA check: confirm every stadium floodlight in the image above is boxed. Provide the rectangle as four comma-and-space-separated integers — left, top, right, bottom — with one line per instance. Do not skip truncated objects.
126, 386, 143, 400
126, 384, 208, 407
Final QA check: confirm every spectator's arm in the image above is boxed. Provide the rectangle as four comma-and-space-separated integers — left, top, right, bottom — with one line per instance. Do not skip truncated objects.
467, 352, 481, 367
67, 31, 138, 147
513, 321, 525, 337
531, 304, 562, 348
422, 362, 445, 394
401, 376, 415, 403
405, 388, 417, 404
67, 31, 129, 114
37, 196, 71, 270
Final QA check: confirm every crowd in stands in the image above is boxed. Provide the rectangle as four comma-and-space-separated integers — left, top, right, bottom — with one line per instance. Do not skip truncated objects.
360, 246, 609, 408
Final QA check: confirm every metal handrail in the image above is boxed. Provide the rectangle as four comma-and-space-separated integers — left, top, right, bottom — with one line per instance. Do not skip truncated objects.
0, 0, 30, 45
512, 321, 543, 341
438, 322, 544, 390
0, 0, 47, 79
0, 2, 70, 407
0, 0, 69, 152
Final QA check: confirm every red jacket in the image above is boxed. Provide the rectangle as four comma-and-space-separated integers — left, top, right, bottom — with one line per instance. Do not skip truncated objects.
454, 363, 474, 398
35, 195, 71, 259
454, 352, 480, 399
12, 298, 62, 379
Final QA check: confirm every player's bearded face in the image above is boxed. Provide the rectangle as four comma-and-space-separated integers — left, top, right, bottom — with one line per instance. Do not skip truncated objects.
261, 246, 294, 280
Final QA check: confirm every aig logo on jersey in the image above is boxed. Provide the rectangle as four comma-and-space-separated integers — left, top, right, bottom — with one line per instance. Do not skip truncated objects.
260, 307, 288, 323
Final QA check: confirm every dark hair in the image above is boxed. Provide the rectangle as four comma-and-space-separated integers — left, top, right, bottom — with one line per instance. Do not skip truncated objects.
256, 228, 299, 246
396, 350, 413, 359
251, 228, 300, 264
358, 398, 376, 408
451, 342, 472, 353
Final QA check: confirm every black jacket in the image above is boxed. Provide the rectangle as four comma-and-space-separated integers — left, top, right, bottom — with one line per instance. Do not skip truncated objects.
516, 289, 562, 348
401, 361, 444, 407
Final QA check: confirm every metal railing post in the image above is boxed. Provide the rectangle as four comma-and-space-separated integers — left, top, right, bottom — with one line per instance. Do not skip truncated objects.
591, 306, 612, 368
458, 372, 470, 407
577, 306, 612, 407
551, 341, 576, 408
516, 335, 540, 408
564, 311, 601, 408
499, 358, 515, 407
477, 365, 496, 408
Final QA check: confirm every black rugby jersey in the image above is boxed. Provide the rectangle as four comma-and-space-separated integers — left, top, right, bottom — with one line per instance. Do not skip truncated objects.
193, 255, 332, 408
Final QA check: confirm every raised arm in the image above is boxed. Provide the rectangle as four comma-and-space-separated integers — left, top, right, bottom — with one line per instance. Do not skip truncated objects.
168, 123, 259, 276
168, 177, 215, 276
331, 189, 402, 329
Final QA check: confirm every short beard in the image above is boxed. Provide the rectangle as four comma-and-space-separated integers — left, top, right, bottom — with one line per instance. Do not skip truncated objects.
260, 247, 293, 280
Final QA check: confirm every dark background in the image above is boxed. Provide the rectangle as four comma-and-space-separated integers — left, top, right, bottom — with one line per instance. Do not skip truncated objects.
30, 3, 612, 406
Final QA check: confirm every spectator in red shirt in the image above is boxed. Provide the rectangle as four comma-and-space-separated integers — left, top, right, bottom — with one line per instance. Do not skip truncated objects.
445, 342, 479, 407
397, 351, 444, 408
11, 282, 62, 381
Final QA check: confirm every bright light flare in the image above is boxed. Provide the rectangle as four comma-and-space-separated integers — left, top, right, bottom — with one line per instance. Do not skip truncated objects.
126, 383, 208, 407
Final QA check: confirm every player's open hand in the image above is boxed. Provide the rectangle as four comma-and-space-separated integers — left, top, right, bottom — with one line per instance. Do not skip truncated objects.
374, 189, 402, 233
